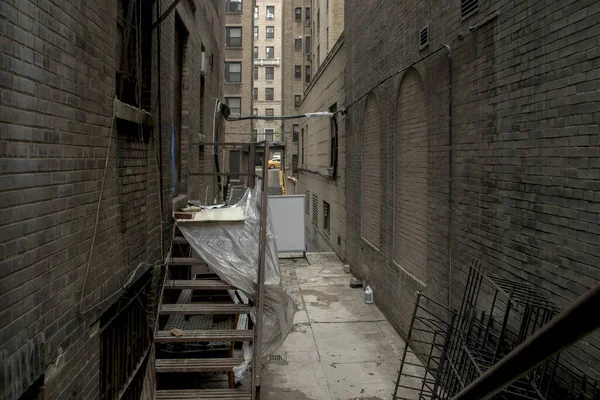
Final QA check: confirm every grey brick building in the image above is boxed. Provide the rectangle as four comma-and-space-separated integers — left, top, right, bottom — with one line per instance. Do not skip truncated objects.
0, 0, 225, 398
343, 0, 600, 379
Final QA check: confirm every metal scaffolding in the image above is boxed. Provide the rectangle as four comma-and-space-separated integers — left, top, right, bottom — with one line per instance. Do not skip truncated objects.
393, 260, 600, 400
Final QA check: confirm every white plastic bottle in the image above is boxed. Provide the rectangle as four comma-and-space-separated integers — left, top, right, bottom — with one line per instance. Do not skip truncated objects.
364, 285, 374, 304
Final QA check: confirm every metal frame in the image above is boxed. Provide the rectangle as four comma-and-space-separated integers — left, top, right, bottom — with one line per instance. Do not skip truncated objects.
393, 261, 600, 400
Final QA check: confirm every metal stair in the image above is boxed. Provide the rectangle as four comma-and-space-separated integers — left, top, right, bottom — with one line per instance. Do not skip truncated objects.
155, 329, 254, 343
156, 389, 253, 399
155, 358, 245, 373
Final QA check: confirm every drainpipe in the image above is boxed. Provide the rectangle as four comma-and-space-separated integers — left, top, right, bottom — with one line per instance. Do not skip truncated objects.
332, 115, 338, 180
444, 44, 453, 311
156, 0, 165, 257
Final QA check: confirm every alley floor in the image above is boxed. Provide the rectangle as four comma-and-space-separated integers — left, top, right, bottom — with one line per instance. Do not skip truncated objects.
261, 253, 408, 400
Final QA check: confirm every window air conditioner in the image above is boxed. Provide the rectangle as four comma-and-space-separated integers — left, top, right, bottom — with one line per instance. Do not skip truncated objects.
267, 13, 274, 19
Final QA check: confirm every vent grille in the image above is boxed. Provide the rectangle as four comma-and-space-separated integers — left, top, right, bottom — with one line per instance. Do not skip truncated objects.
305, 190, 310, 214
268, 353, 286, 362
419, 25, 429, 49
461, 0, 479, 18
312, 194, 318, 227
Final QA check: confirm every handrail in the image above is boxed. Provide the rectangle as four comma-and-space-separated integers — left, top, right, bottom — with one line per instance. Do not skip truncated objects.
450, 283, 600, 400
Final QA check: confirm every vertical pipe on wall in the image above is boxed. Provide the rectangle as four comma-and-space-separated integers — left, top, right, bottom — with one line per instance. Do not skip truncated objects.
156, 0, 165, 257
444, 44, 453, 312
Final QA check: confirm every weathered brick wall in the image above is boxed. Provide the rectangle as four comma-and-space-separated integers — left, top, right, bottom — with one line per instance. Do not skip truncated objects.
0, 1, 224, 399
344, 0, 600, 378
297, 39, 346, 256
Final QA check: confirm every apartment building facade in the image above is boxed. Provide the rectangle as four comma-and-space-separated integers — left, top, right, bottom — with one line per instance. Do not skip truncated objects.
344, 0, 600, 378
253, 0, 283, 142
0, 1, 225, 399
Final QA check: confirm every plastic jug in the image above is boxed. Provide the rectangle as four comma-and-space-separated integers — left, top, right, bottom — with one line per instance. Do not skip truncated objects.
364, 285, 374, 304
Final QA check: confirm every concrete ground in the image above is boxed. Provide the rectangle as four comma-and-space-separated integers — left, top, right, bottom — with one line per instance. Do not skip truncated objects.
261, 253, 411, 400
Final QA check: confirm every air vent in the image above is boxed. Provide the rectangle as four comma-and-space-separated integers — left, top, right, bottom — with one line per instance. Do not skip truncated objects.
419, 25, 429, 50
461, 0, 479, 18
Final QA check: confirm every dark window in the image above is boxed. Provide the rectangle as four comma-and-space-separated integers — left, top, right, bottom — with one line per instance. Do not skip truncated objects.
330, 103, 337, 167
295, 95, 301, 107
253, 46, 258, 58
301, 128, 305, 164
101, 272, 151, 400
225, 62, 241, 82
317, 45, 320, 66
292, 154, 298, 173
305, 36, 311, 54
226, 27, 242, 47
294, 65, 301, 79
317, 9, 320, 32
173, 16, 188, 196
254, 25, 258, 39
295, 7, 302, 20
266, 66, 274, 80
266, 5, 274, 18
266, 46, 274, 58
226, 0, 242, 12
253, 66, 258, 80
252, 129, 258, 142
265, 108, 274, 116
265, 129, 274, 141
253, 87, 258, 100
226, 97, 241, 115
266, 26, 274, 39
265, 87, 274, 100
293, 125, 299, 142
305, 65, 311, 83
324, 201, 330, 235
295, 38, 302, 50
306, 7, 311, 25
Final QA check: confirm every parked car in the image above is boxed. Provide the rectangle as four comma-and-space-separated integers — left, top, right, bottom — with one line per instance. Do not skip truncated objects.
268, 156, 281, 169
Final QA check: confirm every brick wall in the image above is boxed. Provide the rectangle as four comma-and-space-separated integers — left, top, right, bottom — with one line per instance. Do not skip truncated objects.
0, 0, 224, 398
344, 0, 600, 378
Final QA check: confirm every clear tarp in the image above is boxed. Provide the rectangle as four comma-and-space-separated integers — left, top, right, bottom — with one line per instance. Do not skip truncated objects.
177, 187, 295, 359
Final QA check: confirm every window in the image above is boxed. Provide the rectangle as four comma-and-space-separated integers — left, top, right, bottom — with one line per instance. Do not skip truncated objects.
265, 66, 274, 80
323, 201, 330, 235
266, 26, 274, 39
305, 7, 311, 25
253, 46, 258, 58
266, 46, 274, 58
305, 36, 311, 54
305, 190, 310, 213
295, 7, 302, 20
225, 62, 241, 82
327, 0, 329, 10
265, 87, 274, 100
266, 6, 274, 19
292, 154, 298, 173
226, 0, 242, 13
265, 128, 274, 141
301, 128, 305, 164
253, 66, 258, 80
253, 87, 258, 100
312, 194, 318, 227
329, 103, 337, 168
254, 25, 258, 39
173, 16, 188, 196
265, 108, 274, 116
253, 108, 258, 116
295, 38, 302, 50
294, 65, 301, 79
295, 95, 301, 107
326, 28, 329, 53
254, 5, 258, 18
293, 124, 299, 142
226, 27, 242, 47
225, 97, 241, 115
305, 65, 311, 83
317, 9, 320, 32
317, 45, 320, 66
252, 129, 258, 142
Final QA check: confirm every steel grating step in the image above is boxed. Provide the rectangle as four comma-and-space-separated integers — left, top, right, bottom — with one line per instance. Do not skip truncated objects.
164, 280, 231, 290
172, 236, 188, 245
169, 257, 206, 266
160, 303, 252, 315
155, 329, 254, 343
156, 389, 252, 399
155, 358, 244, 373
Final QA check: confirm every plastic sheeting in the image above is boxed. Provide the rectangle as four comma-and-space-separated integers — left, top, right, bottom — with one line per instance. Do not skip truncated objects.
177, 187, 295, 358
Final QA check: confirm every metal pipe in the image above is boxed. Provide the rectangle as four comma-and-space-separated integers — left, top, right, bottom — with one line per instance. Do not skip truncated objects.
443, 44, 453, 312
450, 283, 600, 400
155, 0, 165, 257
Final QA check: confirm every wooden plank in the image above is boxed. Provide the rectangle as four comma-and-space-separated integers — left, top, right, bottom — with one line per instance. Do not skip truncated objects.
154, 329, 253, 343
156, 389, 252, 399
155, 358, 244, 373
159, 303, 252, 315
164, 280, 231, 290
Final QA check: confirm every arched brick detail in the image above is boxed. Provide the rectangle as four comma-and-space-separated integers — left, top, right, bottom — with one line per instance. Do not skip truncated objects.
360, 93, 381, 249
394, 68, 428, 284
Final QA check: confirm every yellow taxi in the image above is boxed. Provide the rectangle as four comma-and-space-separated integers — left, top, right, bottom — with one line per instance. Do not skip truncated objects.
267, 156, 281, 169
